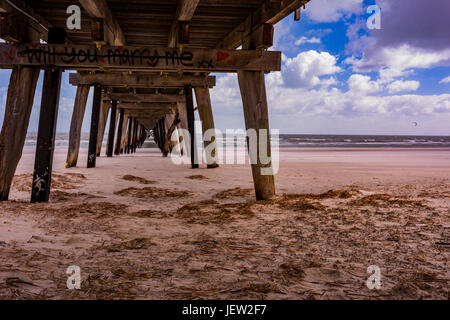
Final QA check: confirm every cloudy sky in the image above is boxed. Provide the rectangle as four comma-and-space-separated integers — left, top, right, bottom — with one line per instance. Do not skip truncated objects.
1, 0, 449, 135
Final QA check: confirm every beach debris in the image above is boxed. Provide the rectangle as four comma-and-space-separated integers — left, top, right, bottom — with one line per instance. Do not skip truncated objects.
121, 175, 156, 185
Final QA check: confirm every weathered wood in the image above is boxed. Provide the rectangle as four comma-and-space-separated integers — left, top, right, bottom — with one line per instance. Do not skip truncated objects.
219, 0, 308, 49
114, 108, 124, 155
238, 70, 275, 200
87, 84, 102, 168
117, 102, 176, 110
103, 93, 184, 103
126, 116, 133, 154
184, 85, 198, 168
0, 66, 39, 200
119, 113, 129, 154
96, 101, 110, 156
71, 73, 216, 88
195, 87, 219, 168
30, 28, 65, 203
0, 0, 51, 42
79, 0, 125, 46
168, 0, 200, 47
0, 44, 282, 72
107, 100, 117, 157
30, 67, 62, 203
66, 84, 90, 168
164, 113, 181, 156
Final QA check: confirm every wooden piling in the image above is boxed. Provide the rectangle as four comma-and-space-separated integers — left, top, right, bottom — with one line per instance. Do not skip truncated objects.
87, 84, 102, 168
237, 70, 275, 200
106, 100, 117, 157
194, 87, 219, 168
96, 101, 110, 156
184, 85, 199, 168
66, 84, 90, 168
126, 116, 133, 154
119, 113, 129, 154
0, 67, 40, 200
114, 108, 124, 155
31, 27, 65, 203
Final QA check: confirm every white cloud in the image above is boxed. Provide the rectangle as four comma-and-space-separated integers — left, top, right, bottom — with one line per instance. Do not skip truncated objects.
295, 36, 321, 46
439, 76, 450, 84
347, 44, 450, 81
347, 74, 381, 94
304, 0, 363, 22
387, 80, 420, 93
282, 50, 341, 88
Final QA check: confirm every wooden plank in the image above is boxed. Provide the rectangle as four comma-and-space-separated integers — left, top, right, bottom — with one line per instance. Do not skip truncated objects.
30, 68, 62, 203
219, 0, 309, 49
79, 0, 125, 46
103, 93, 184, 103
0, 66, 39, 200
168, 0, 200, 47
66, 84, 90, 168
87, 84, 102, 168
184, 85, 198, 169
71, 73, 216, 88
114, 108, 124, 155
0, 44, 282, 72
107, 101, 118, 157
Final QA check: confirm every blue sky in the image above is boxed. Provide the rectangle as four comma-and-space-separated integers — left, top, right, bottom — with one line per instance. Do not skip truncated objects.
0, 0, 449, 135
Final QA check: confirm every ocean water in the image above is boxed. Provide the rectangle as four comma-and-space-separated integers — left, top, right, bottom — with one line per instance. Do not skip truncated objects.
23, 133, 450, 149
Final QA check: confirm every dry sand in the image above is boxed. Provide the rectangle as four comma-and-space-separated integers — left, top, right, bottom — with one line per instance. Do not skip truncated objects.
0, 147, 449, 299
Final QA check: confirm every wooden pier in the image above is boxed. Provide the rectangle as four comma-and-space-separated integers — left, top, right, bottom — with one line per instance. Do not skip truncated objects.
0, 0, 310, 202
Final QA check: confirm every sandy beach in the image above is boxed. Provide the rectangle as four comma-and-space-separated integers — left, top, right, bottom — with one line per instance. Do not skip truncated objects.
0, 147, 449, 299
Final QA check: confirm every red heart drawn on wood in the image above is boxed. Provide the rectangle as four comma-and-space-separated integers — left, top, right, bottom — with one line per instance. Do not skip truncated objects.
216, 51, 230, 62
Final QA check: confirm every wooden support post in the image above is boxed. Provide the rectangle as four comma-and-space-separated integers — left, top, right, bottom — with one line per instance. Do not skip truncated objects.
114, 108, 124, 155
184, 85, 198, 168
119, 113, 129, 154
87, 84, 102, 168
131, 118, 137, 153
66, 84, 90, 168
106, 100, 117, 157
195, 87, 219, 168
126, 116, 133, 154
237, 71, 275, 200
96, 101, 109, 156
31, 27, 65, 203
0, 67, 40, 200
159, 117, 168, 157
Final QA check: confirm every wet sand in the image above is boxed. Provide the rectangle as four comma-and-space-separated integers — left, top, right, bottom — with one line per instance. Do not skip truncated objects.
0, 147, 449, 299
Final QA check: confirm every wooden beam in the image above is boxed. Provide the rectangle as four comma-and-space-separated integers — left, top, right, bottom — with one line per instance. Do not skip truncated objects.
103, 93, 184, 103
119, 113, 129, 154
0, 44, 281, 72
66, 84, 90, 168
70, 73, 216, 88
218, 0, 310, 49
168, 0, 200, 47
87, 84, 102, 168
79, 0, 125, 46
117, 102, 176, 110
0, 0, 50, 42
